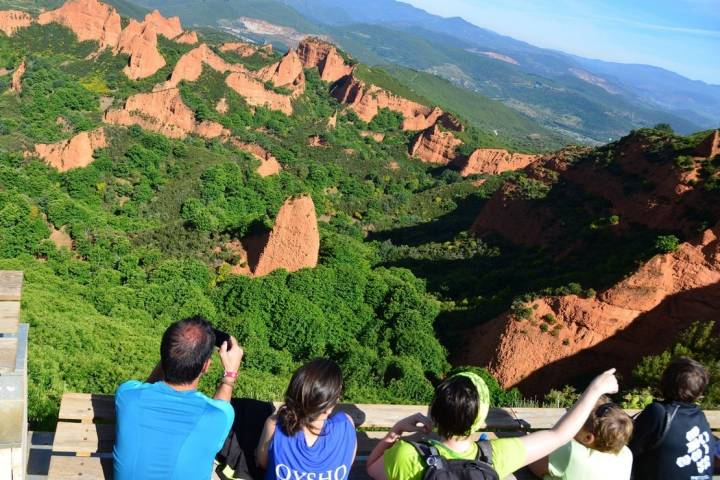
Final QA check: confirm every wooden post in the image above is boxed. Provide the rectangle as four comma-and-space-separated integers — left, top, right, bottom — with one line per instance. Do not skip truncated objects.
0, 271, 25, 480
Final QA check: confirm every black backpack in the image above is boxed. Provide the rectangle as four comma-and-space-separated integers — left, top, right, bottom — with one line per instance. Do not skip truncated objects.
409, 440, 499, 480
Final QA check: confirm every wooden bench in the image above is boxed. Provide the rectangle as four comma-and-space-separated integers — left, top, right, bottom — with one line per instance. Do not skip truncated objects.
47, 392, 720, 480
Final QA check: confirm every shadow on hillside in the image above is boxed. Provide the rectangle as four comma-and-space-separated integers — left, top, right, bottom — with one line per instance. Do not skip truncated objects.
505, 281, 720, 397
368, 194, 488, 247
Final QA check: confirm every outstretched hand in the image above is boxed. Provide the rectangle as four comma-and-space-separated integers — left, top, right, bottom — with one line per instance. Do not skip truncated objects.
391, 413, 433, 435
219, 336, 244, 374
589, 368, 619, 396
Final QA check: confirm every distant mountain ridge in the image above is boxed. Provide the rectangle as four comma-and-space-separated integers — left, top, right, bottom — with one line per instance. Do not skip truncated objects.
123, 0, 719, 143
280, 0, 720, 128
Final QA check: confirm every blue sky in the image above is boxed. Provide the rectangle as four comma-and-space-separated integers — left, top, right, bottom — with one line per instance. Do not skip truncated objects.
404, 0, 720, 84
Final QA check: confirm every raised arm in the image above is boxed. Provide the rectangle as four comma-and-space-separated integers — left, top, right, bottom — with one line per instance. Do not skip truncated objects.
519, 368, 619, 466
214, 336, 244, 402
366, 413, 433, 480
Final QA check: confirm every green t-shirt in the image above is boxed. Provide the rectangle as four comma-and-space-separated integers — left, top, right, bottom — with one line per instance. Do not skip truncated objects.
384, 438, 526, 480
544, 440, 632, 480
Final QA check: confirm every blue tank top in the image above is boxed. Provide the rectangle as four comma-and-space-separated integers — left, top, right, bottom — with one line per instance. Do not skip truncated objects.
266, 413, 357, 480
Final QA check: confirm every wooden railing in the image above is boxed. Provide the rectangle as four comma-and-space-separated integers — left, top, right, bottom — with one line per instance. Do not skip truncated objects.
46, 391, 720, 479
0, 271, 26, 480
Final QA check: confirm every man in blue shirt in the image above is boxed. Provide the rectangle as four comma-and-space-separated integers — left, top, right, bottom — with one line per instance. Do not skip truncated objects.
114, 316, 244, 480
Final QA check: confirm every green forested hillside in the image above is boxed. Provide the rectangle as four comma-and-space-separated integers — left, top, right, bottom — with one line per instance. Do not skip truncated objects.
0, 20, 514, 428
0, 3, 718, 432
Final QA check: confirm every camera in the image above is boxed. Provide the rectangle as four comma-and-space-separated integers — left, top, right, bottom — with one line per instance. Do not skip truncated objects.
212, 328, 231, 350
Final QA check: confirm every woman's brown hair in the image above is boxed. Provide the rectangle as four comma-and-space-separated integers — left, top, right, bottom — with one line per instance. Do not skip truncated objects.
277, 359, 344, 436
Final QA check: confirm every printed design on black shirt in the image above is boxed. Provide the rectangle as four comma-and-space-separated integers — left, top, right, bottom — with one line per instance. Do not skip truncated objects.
675, 426, 712, 474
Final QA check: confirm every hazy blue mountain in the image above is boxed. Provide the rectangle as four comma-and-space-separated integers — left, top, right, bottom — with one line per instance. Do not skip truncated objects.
130, 0, 712, 141
283, 0, 720, 127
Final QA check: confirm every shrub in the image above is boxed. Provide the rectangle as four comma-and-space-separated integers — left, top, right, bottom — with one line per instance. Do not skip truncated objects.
655, 234, 680, 254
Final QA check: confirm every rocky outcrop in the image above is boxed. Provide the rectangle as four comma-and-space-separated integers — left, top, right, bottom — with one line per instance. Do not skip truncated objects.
38, 1, 196, 80
457, 226, 720, 395
471, 132, 720, 247
49, 225, 73, 250
297, 37, 352, 83
219, 42, 257, 57
216, 97, 228, 114
10, 60, 24, 93
105, 88, 228, 139
244, 196, 319, 277
174, 30, 198, 44
0, 10, 32, 36
695, 130, 720, 159
162, 43, 241, 88
332, 75, 443, 131
256, 50, 305, 93
34, 128, 107, 172
409, 124, 462, 165
456, 149, 539, 176
116, 20, 165, 80
231, 139, 282, 177
225, 71, 293, 115
38, 0, 122, 48
142, 9, 182, 40
437, 112, 464, 132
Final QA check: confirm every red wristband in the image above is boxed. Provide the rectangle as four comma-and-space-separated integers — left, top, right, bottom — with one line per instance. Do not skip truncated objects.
224, 371, 238, 379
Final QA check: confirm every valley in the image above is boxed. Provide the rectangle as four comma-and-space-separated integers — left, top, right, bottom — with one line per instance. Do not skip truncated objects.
0, 0, 717, 432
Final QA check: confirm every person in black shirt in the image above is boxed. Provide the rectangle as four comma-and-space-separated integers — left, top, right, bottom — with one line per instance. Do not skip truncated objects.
630, 357, 716, 480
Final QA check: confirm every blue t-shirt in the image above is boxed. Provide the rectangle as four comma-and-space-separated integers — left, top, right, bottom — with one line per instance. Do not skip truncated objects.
113, 380, 234, 480
266, 413, 357, 480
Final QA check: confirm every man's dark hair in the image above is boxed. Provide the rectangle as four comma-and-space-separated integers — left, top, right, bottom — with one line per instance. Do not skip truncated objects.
660, 357, 709, 403
430, 376, 478, 439
160, 316, 215, 385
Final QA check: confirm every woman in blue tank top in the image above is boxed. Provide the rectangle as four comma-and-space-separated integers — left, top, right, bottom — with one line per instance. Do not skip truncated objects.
256, 359, 357, 480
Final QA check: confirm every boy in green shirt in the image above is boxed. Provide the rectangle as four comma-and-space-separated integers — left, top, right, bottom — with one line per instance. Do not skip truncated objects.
366, 369, 620, 480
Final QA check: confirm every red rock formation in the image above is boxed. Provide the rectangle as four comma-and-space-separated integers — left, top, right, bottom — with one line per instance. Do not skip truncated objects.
142, 10, 182, 40
297, 37, 352, 83
437, 112, 464, 132
216, 97, 228, 114
409, 124, 462, 165
360, 131, 384, 142
456, 149, 538, 176
256, 50, 305, 93
231, 139, 282, 177
49, 225, 73, 250
116, 20, 165, 80
471, 134, 719, 247
332, 75, 443, 131
34, 128, 107, 172
38, 0, 122, 48
0, 10, 32, 36
245, 196, 320, 277
174, 30, 198, 45
38, 2, 197, 79
219, 42, 257, 57
457, 226, 720, 395
163, 43, 241, 88
695, 130, 720, 159
105, 88, 228, 139
225, 72, 293, 115
327, 112, 337, 129
10, 60, 24, 93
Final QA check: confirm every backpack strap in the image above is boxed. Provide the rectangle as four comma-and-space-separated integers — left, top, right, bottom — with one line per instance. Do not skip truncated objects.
475, 440, 494, 467
649, 404, 680, 451
408, 441, 445, 469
